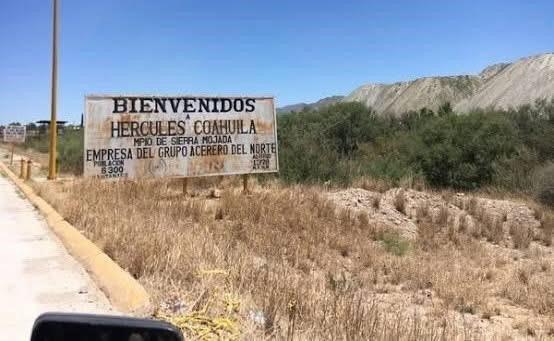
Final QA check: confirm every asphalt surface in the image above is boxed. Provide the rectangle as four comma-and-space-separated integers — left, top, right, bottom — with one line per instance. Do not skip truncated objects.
0, 173, 115, 340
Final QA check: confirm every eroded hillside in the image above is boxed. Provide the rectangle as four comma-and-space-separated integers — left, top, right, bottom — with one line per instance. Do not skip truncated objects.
281, 53, 554, 115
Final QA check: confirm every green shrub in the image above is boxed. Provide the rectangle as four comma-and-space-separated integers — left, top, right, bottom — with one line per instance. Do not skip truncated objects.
416, 112, 519, 189
18, 99, 553, 188
23, 130, 83, 174
24, 135, 49, 153
57, 130, 84, 174
278, 101, 552, 190
378, 232, 410, 256
492, 147, 540, 193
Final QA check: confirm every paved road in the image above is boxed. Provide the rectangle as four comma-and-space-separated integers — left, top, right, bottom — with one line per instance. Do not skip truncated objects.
0, 173, 115, 340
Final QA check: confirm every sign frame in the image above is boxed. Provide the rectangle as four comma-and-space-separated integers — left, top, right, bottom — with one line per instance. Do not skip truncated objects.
83, 94, 280, 179
3, 125, 26, 144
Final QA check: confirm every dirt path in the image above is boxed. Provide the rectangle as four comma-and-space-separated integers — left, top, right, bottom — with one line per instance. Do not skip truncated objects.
0, 174, 115, 340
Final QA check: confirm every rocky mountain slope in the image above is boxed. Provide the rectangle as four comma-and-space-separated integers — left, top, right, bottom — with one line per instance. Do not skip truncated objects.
345, 76, 482, 116
455, 53, 554, 112
277, 96, 344, 113
279, 53, 554, 115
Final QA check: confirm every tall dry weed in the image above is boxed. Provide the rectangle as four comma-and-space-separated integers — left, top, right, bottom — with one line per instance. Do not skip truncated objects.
32, 178, 554, 339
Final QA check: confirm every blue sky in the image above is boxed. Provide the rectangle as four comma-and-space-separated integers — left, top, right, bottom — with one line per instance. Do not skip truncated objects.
0, 0, 553, 124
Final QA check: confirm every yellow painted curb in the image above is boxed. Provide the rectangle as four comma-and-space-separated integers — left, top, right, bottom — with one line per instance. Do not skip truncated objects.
0, 162, 151, 315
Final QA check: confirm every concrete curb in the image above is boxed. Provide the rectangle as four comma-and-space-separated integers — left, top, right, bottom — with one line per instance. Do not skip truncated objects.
0, 162, 151, 315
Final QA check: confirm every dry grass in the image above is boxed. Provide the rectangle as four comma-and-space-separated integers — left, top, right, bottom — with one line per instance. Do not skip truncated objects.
541, 213, 553, 246
482, 216, 505, 245
415, 200, 430, 223
371, 194, 381, 209
501, 263, 554, 316
353, 176, 392, 193
436, 205, 449, 226
394, 189, 407, 215
509, 221, 533, 249
32, 178, 554, 339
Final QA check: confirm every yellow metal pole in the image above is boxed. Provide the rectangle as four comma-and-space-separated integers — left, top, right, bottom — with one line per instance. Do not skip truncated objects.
10, 143, 14, 165
47, 0, 58, 180
20, 159, 26, 179
26, 160, 32, 181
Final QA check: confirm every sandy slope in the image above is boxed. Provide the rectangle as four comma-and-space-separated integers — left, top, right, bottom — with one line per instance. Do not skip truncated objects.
346, 76, 482, 115
344, 53, 554, 115
455, 53, 554, 112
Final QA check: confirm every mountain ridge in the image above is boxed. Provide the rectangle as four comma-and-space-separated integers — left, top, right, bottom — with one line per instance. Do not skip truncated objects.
278, 53, 554, 115
277, 96, 344, 114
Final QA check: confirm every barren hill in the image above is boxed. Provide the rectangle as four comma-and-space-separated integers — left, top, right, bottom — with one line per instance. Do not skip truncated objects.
279, 53, 554, 115
345, 76, 481, 116
277, 96, 344, 113
455, 53, 554, 112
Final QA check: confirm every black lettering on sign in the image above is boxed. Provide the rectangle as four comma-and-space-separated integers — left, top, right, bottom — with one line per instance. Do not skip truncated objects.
129, 98, 138, 113
136, 147, 154, 159
111, 97, 260, 114
245, 98, 256, 112
183, 98, 195, 113
221, 98, 233, 112
231, 144, 246, 155
253, 159, 270, 170
86, 148, 133, 161
140, 98, 153, 113
113, 98, 127, 113
111, 121, 187, 138
250, 142, 275, 170
169, 98, 181, 112
250, 143, 276, 155
170, 136, 198, 145
154, 98, 167, 113
190, 145, 228, 156
158, 146, 188, 158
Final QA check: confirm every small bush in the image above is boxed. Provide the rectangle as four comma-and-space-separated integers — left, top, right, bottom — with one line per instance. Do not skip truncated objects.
23, 130, 84, 174
509, 222, 532, 249
371, 195, 380, 209
394, 189, 407, 215
379, 232, 410, 256
480, 216, 505, 244
57, 130, 84, 174
415, 201, 429, 223
541, 213, 553, 246
436, 205, 449, 226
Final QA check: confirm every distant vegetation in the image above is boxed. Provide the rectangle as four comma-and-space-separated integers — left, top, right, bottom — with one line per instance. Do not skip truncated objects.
19, 100, 553, 206
24, 129, 83, 174
278, 100, 554, 205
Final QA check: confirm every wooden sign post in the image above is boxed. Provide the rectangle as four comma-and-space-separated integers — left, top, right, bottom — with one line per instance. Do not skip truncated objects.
3, 125, 26, 164
10, 143, 14, 165
182, 178, 188, 196
20, 159, 26, 179
242, 174, 249, 194
26, 160, 32, 181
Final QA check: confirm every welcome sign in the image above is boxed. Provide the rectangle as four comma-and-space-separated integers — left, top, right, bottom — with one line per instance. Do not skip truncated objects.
3, 125, 26, 143
84, 95, 279, 179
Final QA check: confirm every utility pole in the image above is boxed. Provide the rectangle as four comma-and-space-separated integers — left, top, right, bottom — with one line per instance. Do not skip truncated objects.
47, 0, 59, 180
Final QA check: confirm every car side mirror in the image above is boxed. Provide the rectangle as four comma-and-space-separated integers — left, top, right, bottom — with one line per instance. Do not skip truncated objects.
30, 312, 183, 341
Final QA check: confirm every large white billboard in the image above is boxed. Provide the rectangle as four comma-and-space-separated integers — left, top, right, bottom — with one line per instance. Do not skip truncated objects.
84, 95, 279, 179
